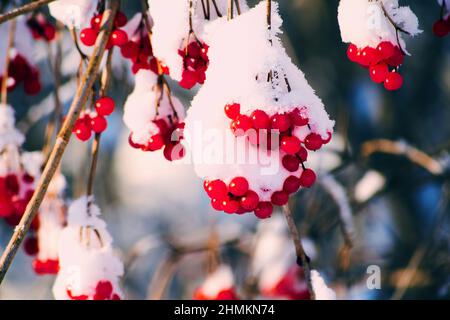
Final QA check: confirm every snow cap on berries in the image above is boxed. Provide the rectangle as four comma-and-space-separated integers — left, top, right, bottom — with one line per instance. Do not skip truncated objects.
0, 104, 25, 150
49, 0, 96, 28
311, 270, 336, 300
338, 0, 421, 53
52, 196, 124, 300
196, 265, 237, 299
123, 70, 185, 145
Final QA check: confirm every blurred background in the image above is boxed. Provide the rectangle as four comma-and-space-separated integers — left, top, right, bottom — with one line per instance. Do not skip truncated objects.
0, 0, 449, 300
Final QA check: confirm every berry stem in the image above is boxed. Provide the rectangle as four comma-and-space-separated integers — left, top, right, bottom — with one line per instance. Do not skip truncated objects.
227, 0, 234, 20
69, 27, 88, 62
1, 19, 16, 106
282, 204, 316, 300
0, 0, 120, 286
210, 0, 223, 18
0, 0, 56, 25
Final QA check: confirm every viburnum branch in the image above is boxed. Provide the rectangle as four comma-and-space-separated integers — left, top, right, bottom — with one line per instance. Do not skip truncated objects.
70, 27, 89, 62
1, 19, 16, 105
227, 0, 234, 20
282, 204, 316, 300
0, 0, 56, 25
0, 0, 120, 285
210, 0, 222, 17
361, 139, 444, 176
234, 0, 241, 15
379, 1, 410, 55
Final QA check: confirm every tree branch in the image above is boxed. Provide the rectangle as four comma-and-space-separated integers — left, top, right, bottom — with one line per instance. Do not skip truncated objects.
0, 0, 56, 25
0, 0, 120, 285
1, 19, 16, 105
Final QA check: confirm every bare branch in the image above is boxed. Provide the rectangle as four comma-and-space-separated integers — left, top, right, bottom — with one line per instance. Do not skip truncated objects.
0, 0, 56, 25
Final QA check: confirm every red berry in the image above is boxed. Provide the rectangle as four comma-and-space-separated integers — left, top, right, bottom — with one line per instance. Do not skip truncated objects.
251, 110, 270, 130
346, 44, 359, 62
146, 134, 164, 151
114, 11, 128, 28
24, 77, 41, 95
387, 46, 404, 67
369, 63, 389, 84
206, 180, 228, 199
304, 133, 323, 151
80, 28, 98, 46
297, 146, 308, 162
240, 190, 259, 211
228, 177, 249, 197
111, 29, 128, 47
24, 236, 39, 256
96, 280, 113, 298
433, 19, 450, 37
290, 108, 308, 126
91, 14, 103, 30
281, 136, 301, 154
163, 143, 185, 161
283, 176, 301, 194
73, 121, 91, 141
376, 41, 396, 60
95, 97, 115, 116
121, 41, 139, 59
299, 169, 316, 188
282, 155, 300, 172
270, 113, 291, 132
271, 191, 289, 206
211, 198, 224, 211
322, 131, 332, 144
254, 202, 273, 219
232, 115, 252, 135
222, 197, 240, 214
359, 46, 381, 66
224, 103, 240, 120
90, 115, 107, 133
384, 72, 403, 91
111, 294, 121, 300
44, 24, 56, 41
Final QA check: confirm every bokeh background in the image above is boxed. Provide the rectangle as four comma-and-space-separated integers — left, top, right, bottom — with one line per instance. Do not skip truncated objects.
0, 0, 449, 299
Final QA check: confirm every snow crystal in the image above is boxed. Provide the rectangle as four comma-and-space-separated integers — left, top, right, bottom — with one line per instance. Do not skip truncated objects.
200, 265, 235, 297
53, 196, 124, 299
338, 0, 421, 52
311, 270, 336, 300
123, 70, 185, 144
48, 0, 96, 28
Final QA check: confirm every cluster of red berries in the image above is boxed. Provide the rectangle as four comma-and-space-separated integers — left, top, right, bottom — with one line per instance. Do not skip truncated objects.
263, 265, 310, 300
72, 97, 115, 141
120, 23, 169, 75
66, 280, 121, 300
0, 54, 41, 95
26, 14, 56, 42
433, 16, 450, 37
0, 173, 37, 226
32, 258, 59, 275
178, 41, 209, 89
194, 287, 239, 300
80, 11, 128, 48
128, 119, 186, 162
346, 41, 405, 91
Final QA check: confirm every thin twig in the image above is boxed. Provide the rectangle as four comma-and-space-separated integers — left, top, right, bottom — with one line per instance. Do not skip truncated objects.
282, 204, 316, 299
1, 19, 16, 105
0, 0, 56, 25
0, 0, 120, 285
227, 0, 234, 20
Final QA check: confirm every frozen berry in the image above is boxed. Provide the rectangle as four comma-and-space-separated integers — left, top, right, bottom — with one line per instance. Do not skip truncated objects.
251, 110, 270, 130
90, 115, 107, 133
281, 136, 301, 154
369, 63, 389, 84
163, 143, 185, 161
224, 103, 240, 120
254, 202, 273, 219
73, 122, 91, 141
207, 180, 227, 199
384, 72, 403, 91
304, 133, 323, 151
297, 146, 308, 162
95, 280, 113, 298
222, 197, 240, 214
91, 14, 103, 30
228, 177, 249, 197
433, 19, 450, 37
347, 43, 359, 63
80, 28, 98, 46
211, 198, 224, 211
24, 236, 39, 256
270, 113, 291, 132
299, 169, 316, 188
360, 46, 381, 66
95, 97, 115, 116
283, 176, 301, 194
271, 191, 289, 206
282, 154, 300, 172
376, 41, 396, 60
290, 108, 308, 126
111, 29, 128, 47
232, 115, 252, 134
146, 134, 164, 151
114, 11, 128, 28
240, 190, 259, 211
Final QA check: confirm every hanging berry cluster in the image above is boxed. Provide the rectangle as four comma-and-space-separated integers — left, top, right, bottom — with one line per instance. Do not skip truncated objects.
80, 10, 128, 48
346, 41, 405, 90
433, 0, 450, 37
338, 0, 421, 91
193, 265, 239, 300
1, 53, 41, 95
26, 13, 57, 42
124, 70, 186, 162
73, 96, 115, 142
53, 197, 124, 300
178, 40, 209, 89
185, 2, 334, 219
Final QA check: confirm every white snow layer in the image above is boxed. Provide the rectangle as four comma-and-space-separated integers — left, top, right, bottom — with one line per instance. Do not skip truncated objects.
184, 2, 334, 201
338, 0, 421, 51
53, 196, 124, 299
49, 0, 96, 28
200, 265, 235, 297
149, 0, 248, 81
0, 105, 25, 151
311, 270, 336, 300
